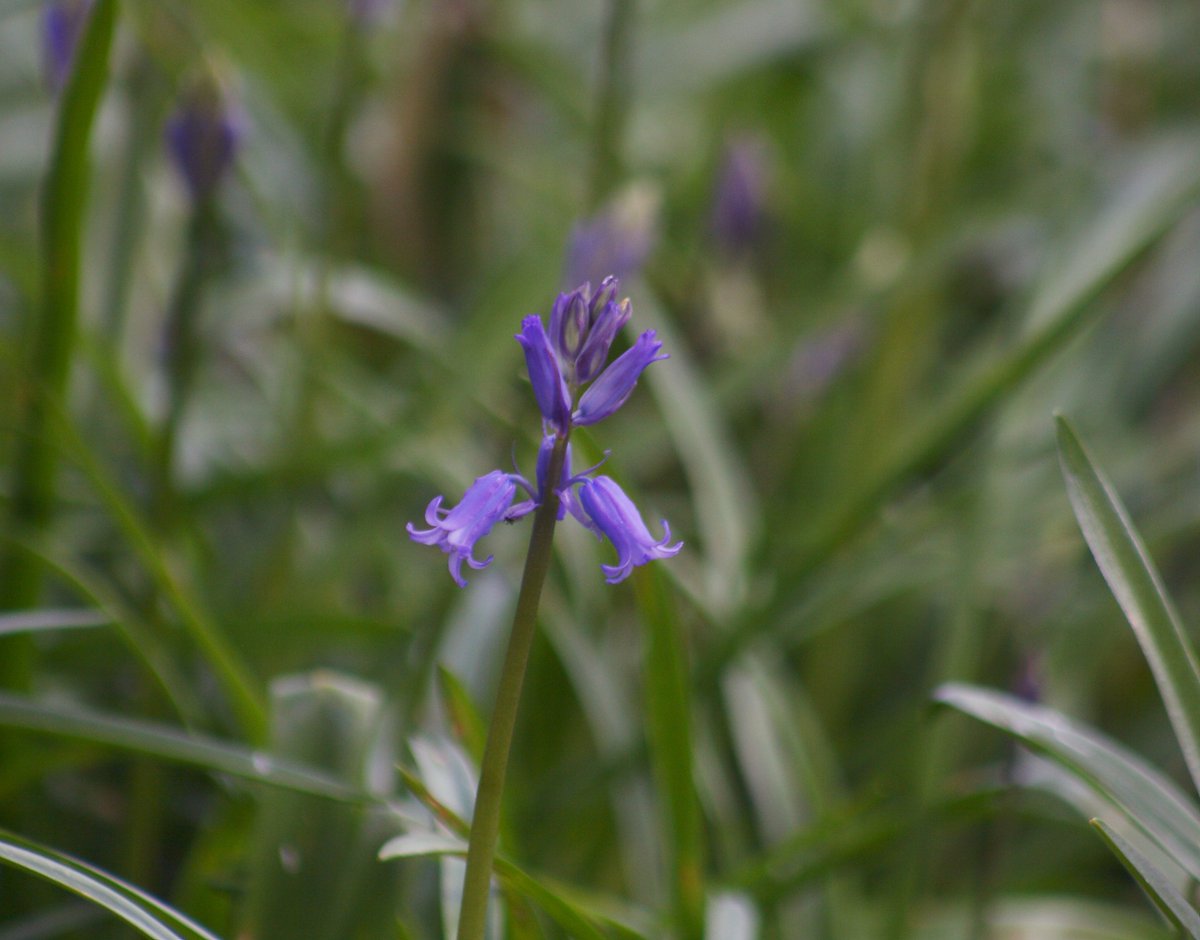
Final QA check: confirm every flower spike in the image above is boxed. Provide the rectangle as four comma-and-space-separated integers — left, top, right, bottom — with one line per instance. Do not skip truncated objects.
411, 278, 680, 586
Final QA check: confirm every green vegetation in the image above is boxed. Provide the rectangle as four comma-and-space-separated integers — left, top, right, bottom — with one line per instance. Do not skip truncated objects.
2, 0, 1200, 937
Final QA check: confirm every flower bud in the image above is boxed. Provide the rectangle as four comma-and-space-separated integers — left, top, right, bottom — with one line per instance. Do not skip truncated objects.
41, 0, 91, 93
166, 73, 244, 203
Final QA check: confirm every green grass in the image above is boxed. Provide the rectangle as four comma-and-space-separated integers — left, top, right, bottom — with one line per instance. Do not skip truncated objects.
2, 0, 1200, 937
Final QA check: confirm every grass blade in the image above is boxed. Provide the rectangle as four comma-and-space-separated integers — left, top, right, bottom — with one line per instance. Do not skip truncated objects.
0, 609, 108, 636
1092, 818, 1200, 937
0, 829, 217, 940
1056, 415, 1200, 795
379, 833, 648, 940
0, 0, 117, 653
0, 692, 360, 802
634, 564, 706, 940
640, 291, 756, 614
935, 683, 1200, 883
701, 143, 1200, 681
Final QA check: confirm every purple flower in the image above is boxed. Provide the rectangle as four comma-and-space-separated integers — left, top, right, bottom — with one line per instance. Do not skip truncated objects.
577, 476, 682, 584
547, 277, 630, 384
166, 80, 244, 203
41, 0, 92, 93
572, 331, 667, 427
348, 0, 391, 26
509, 434, 575, 522
410, 284, 681, 587
575, 295, 631, 384
563, 187, 658, 290
515, 316, 571, 433
406, 471, 519, 587
711, 136, 769, 256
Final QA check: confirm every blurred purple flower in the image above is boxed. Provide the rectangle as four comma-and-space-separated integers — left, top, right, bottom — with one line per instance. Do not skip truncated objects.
41, 0, 92, 93
711, 136, 769, 257
1012, 654, 1045, 704
347, 0, 391, 25
166, 79, 244, 203
563, 186, 658, 290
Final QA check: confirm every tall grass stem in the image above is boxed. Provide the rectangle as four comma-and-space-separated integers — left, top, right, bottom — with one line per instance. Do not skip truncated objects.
0, 0, 117, 684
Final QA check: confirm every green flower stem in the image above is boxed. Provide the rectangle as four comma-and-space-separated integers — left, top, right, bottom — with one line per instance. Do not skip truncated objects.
155, 196, 219, 523
0, 0, 117, 684
457, 433, 568, 940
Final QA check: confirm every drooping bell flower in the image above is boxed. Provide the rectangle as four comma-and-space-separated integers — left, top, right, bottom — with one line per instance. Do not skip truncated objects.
577, 476, 683, 584
406, 471, 521, 587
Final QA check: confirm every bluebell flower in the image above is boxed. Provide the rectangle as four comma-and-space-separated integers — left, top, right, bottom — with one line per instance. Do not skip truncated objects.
548, 278, 630, 384
406, 470, 520, 587
563, 186, 658, 290
577, 476, 683, 584
574, 295, 630, 384
410, 280, 680, 586
166, 77, 244, 203
573, 330, 667, 427
41, 0, 91, 93
515, 316, 571, 433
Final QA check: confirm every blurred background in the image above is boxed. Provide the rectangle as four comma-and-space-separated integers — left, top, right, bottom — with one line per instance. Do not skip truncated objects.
2, 0, 1200, 936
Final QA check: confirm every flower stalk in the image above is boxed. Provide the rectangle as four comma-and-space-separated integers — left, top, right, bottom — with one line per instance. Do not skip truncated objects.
456, 433, 568, 940
407, 279, 680, 937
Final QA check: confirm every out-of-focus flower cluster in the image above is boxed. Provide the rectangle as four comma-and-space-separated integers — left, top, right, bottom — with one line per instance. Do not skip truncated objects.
407, 278, 681, 586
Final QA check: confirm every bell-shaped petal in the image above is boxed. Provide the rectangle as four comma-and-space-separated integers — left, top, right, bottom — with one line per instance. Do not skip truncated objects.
515, 315, 571, 432
577, 476, 682, 583
572, 330, 667, 426
549, 289, 589, 367
406, 471, 517, 586
587, 276, 620, 322
575, 297, 631, 383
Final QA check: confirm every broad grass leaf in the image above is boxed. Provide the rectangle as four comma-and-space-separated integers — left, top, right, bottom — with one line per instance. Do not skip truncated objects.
0, 609, 107, 636
0, 830, 220, 940
1092, 818, 1200, 938
935, 683, 1200, 882
1057, 416, 1200, 795
0, 691, 361, 801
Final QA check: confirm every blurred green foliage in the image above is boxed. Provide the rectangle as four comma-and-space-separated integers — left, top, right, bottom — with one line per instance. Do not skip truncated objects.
1, 0, 1200, 936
